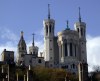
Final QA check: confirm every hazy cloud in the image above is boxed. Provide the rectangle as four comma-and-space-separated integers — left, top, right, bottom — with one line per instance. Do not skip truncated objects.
0, 28, 44, 61
87, 35, 100, 71
34, 28, 44, 36
0, 28, 18, 41
0, 28, 18, 61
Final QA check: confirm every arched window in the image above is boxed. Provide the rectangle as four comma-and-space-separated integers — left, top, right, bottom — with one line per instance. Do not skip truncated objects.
66, 65, 68, 69
29, 60, 32, 63
22, 47, 24, 50
75, 45, 76, 57
73, 64, 75, 69
65, 43, 68, 56
46, 25, 48, 34
81, 28, 83, 36
38, 59, 42, 63
84, 30, 85, 37
49, 24, 52, 33
70, 43, 73, 56
77, 28, 79, 32
33, 52, 35, 54
61, 45, 62, 57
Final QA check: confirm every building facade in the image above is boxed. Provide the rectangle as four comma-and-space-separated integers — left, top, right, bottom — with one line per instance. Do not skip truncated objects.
17, 31, 45, 67
1, 49, 14, 63
43, 7, 87, 74
16, 6, 87, 74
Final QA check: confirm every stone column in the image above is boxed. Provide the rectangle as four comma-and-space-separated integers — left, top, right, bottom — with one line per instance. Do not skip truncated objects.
61, 42, 64, 62
58, 43, 61, 62
73, 44, 76, 57
2, 65, 4, 81
27, 65, 33, 81
74, 44, 77, 57
2, 65, 4, 73
63, 43, 65, 58
67, 43, 70, 56
17, 73, 19, 81
7, 65, 9, 81
72, 43, 74, 57
78, 62, 88, 81
76, 45, 78, 58
24, 75, 26, 81
27, 70, 28, 81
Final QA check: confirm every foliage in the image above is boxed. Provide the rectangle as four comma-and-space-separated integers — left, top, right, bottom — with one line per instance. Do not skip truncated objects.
0, 64, 78, 81
93, 65, 100, 72
33, 66, 78, 81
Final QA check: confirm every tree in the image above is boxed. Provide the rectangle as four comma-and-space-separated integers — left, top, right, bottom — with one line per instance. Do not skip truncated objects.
93, 65, 100, 72
33, 66, 78, 81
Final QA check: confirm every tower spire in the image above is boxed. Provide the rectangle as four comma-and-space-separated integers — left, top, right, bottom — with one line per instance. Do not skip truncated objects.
32, 33, 35, 46
66, 20, 70, 30
79, 7, 81, 22
67, 20, 69, 28
48, 4, 50, 19
21, 31, 24, 37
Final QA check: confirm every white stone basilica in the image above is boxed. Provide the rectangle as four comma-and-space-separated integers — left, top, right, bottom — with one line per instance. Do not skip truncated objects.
17, 6, 87, 74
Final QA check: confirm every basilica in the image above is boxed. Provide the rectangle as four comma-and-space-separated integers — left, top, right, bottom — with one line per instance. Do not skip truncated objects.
16, 5, 87, 75
0, 6, 88, 78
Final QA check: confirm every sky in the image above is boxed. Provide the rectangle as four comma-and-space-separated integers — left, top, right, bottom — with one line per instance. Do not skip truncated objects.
0, 0, 100, 71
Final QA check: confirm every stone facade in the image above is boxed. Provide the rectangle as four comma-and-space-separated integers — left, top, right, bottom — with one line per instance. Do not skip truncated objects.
57, 21, 87, 74
17, 6, 87, 75
17, 31, 27, 65
0, 6, 88, 81
24, 54, 45, 67
43, 19, 55, 67
78, 62, 88, 81
43, 6, 87, 74
1, 49, 14, 63
17, 31, 45, 67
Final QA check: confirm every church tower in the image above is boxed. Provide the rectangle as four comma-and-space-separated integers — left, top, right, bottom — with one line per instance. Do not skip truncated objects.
17, 31, 27, 65
74, 7, 87, 62
29, 33, 38, 57
78, 62, 88, 81
43, 4, 55, 67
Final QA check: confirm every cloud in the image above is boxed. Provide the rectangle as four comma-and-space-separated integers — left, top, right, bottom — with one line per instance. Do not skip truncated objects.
87, 35, 100, 71
34, 28, 44, 36
0, 28, 18, 41
0, 28, 44, 61
0, 28, 18, 61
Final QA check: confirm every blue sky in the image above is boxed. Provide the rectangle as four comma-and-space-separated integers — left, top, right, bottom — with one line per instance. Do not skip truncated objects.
0, 0, 100, 38
0, 0, 100, 71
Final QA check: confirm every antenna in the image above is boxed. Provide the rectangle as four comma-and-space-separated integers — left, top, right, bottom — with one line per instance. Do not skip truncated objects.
48, 4, 50, 19
66, 20, 70, 30
32, 33, 35, 46
79, 7, 81, 22
67, 20, 69, 29
21, 31, 24, 37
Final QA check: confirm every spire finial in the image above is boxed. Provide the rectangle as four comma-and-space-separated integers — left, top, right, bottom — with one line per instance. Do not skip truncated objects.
79, 7, 81, 22
67, 20, 69, 28
32, 33, 35, 46
66, 20, 70, 30
21, 31, 23, 37
48, 4, 50, 19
